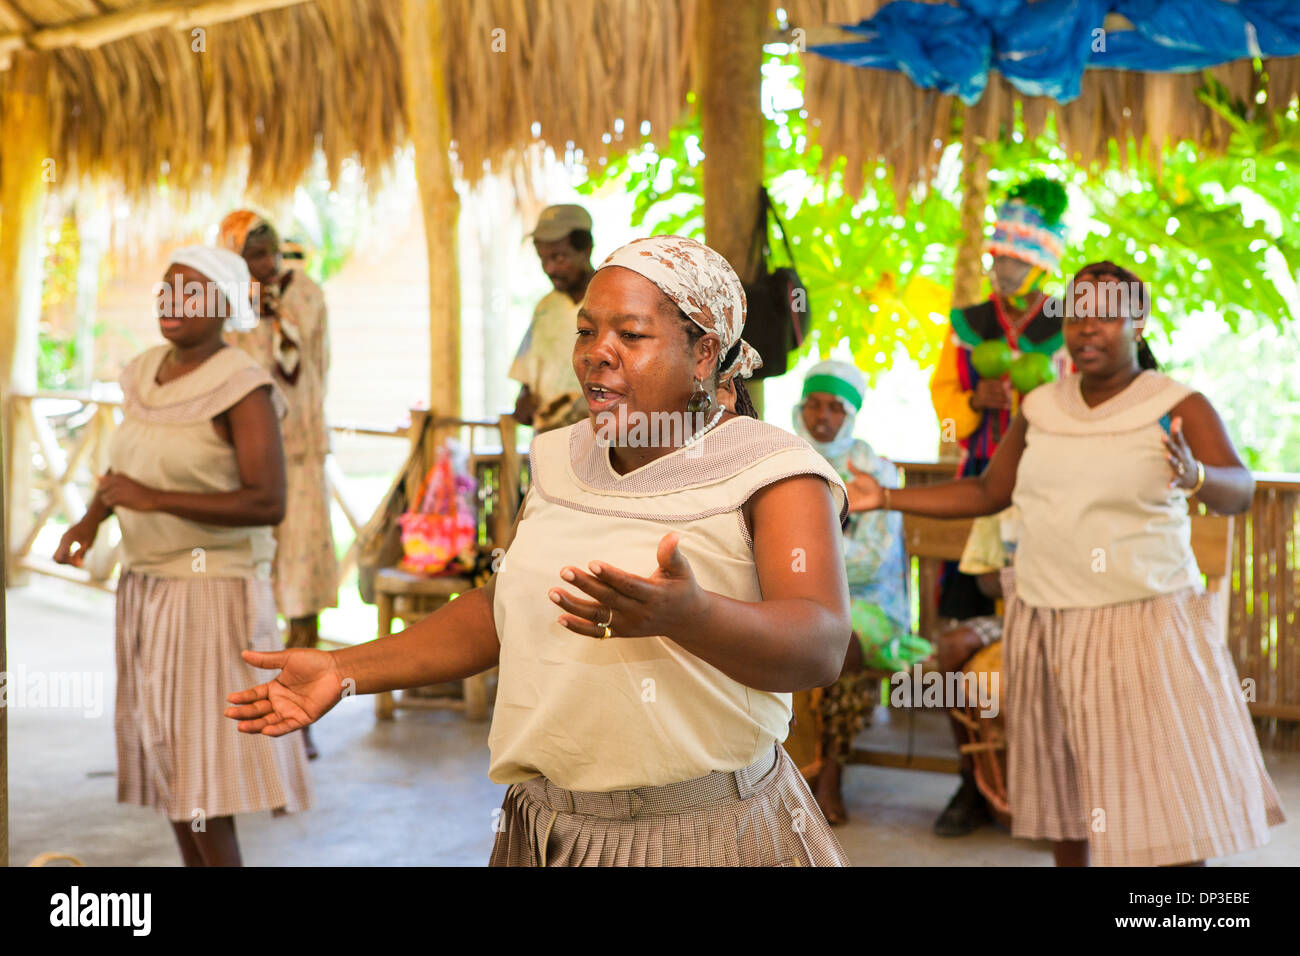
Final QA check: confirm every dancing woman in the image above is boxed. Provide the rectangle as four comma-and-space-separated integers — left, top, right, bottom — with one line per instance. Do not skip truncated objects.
847, 262, 1284, 866
227, 236, 854, 866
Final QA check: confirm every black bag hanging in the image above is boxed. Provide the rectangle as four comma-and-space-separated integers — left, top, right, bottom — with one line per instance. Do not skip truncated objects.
742, 187, 812, 380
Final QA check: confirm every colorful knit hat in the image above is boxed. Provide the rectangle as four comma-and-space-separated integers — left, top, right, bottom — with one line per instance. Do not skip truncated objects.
985, 178, 1068, 274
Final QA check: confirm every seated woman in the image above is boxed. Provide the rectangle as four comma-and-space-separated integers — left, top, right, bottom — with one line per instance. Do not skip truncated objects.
792, 360, 922, 824
56, 247, 312, 866
227, 235, 854, 866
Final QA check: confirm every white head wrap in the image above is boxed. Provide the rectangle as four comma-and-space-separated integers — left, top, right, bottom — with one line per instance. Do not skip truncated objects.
596, 235, 763, 382
164, 246, 258, 332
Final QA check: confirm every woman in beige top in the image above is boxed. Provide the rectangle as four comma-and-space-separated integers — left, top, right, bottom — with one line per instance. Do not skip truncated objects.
227, 235, 854, 866
848, 262, 1284, 866
56, 247, 313, 866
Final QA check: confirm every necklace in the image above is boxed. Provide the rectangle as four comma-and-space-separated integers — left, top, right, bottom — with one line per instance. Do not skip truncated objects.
682, 406, 726, 448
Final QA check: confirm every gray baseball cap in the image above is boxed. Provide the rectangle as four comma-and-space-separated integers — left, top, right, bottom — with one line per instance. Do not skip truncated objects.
529, 204, 593, 242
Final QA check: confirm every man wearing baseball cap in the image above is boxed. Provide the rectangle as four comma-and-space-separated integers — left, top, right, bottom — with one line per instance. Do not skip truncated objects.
509, 204, 595, 432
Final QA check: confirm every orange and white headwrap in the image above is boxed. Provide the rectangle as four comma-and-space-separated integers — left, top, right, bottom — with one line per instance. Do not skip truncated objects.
218, 209, 268, 254
597, 235, 763, 382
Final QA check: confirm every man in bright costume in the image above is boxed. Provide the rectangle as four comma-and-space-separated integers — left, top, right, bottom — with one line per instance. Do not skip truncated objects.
927, 178, 1071, 835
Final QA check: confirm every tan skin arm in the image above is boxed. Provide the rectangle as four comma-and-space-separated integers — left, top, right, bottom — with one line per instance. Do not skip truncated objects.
550, 475, 852, 692
55, 385, 288, 566
88, 385, 287, 527
227, 501, 523, 736
851, 414, 1028, 518
1164, 393, 1254, 515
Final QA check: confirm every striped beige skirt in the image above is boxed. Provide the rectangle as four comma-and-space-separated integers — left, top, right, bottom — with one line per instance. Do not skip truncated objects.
1002, 572, 1285, 866
489, 745, 848, 866
115, 571, 314, 823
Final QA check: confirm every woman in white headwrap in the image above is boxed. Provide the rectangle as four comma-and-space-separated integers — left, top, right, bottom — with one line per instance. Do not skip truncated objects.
792, 360, 925, 824
55, 247, 313, 866
226, 235, 854, 866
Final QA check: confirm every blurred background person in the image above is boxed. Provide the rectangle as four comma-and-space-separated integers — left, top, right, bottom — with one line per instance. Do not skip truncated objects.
221, 210, 337, 760
510, 204, 595, 432
791, 360, 922, 824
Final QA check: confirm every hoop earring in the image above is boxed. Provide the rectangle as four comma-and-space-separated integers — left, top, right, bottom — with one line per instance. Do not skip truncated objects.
686, 377, 712, 414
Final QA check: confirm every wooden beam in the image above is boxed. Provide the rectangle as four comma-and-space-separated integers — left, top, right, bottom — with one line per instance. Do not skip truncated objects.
698, 0, 767, 413
0, 52, 48, 587
402, 0, 461, 416
0, 0, 312, 63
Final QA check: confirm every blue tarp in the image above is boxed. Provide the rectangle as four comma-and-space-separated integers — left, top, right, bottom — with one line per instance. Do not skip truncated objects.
808, 0, 1300, 104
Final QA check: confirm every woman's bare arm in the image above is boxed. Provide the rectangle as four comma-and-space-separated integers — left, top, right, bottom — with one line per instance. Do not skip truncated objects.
676, 476, 851, 691
150, 385, 287, 526
1168, 392, 1254, 514
330, 579, 501, 694
883, 413, 1027, 518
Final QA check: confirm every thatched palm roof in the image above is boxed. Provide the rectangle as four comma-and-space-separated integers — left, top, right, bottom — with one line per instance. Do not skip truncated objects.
0, 0, 697, 203
789, 0, 1300, 197
2, 0, 1293, 205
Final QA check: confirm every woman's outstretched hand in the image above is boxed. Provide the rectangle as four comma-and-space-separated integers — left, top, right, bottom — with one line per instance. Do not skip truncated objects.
225, 648, 347, 736
845, 462, 886, 512
548, 532, 704, 641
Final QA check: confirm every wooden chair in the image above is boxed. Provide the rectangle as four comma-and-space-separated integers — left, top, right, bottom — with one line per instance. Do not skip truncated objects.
373, 412, 522, 721
847, 507, 1235, 773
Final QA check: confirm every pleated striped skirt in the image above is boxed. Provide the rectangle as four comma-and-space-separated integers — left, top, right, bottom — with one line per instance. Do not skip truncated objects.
115, 571, 314, 823
1002, 571, 1285, 866
489, 745, 848, 866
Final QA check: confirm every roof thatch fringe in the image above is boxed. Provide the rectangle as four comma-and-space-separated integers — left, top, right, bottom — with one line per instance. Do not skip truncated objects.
7, 0, 698, 208
788, 0, 1300, 196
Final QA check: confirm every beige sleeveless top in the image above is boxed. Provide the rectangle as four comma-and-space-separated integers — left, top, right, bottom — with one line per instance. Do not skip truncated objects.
1012, 370, 1200, 609
111, 344, 287, 579
488, 416, 848, 792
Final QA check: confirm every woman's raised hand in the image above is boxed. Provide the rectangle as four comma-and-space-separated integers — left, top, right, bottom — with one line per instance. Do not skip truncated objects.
845, 462, 886, 512
548, 532, 704, 641
225, 648, 347, 736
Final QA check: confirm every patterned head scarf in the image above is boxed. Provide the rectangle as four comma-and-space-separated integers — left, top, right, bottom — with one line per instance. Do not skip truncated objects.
219, 209, 269, 255
596, 235, 763, 382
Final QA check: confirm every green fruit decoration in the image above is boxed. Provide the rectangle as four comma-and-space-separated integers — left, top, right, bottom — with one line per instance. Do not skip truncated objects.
1009, 352, 1055, 394
970, 339, 1013, 379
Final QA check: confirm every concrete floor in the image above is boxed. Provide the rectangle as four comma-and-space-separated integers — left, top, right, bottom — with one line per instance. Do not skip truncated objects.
7, 576, 1298, 866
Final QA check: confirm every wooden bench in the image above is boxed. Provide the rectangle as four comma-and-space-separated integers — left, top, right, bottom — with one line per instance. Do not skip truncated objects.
372, 413, 521, 721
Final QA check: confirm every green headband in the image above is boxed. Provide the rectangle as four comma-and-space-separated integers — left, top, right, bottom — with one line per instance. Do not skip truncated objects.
802, 374, 862, 412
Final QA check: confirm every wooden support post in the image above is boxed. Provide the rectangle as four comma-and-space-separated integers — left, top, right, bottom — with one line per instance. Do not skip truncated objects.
697, 0, 767, 414
942, 103, 992, 461
0, 51, 48, 587
0, 46, 47, 871
402, 0, 461, 417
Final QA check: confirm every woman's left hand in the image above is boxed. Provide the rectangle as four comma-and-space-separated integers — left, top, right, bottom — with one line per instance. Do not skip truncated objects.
97, 473, 158, 512
1163, 416, 1200, 490
548, 532, 704, 640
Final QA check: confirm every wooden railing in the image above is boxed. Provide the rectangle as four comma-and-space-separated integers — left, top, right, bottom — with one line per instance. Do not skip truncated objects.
897, 461, 1300, 750
4, 391, 408, 599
